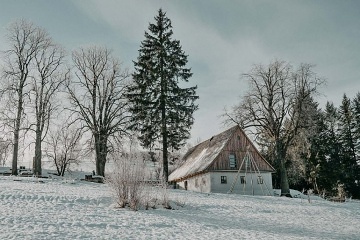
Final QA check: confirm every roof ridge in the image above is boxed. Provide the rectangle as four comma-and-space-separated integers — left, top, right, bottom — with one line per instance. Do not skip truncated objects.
194, 125, 238, 147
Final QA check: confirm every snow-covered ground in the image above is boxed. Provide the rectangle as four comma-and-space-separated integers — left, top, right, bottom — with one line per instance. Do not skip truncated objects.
0, 176, 359, 239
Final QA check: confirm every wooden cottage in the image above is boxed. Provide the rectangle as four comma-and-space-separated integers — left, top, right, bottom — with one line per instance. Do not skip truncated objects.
169, 125, 275, 195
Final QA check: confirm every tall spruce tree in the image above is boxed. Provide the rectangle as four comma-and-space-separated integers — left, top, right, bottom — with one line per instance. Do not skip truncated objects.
351, 93, 360, 197
305, 109, 329, 193
338, 94, 359, 196
338, 95, 357, 160
128, 9, 198, 182
322, 102, 342, 190
314, 102, 342, 195
352, 92, 360, 160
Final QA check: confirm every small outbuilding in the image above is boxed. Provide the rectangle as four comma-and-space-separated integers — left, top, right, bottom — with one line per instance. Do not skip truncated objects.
169, 125, 275, 195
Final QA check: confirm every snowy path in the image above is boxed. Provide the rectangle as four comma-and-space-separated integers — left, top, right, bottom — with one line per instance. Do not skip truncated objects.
0, 176, 359, 239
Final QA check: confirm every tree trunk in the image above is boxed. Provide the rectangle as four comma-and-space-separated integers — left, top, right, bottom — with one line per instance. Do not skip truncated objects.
11, 96, 23, 176
55, 162, 61, 176
162, 126, 168, 183
280, 159, 291, 197
160, 40, 168, 182
34, 128, 42, 176
61, 162, 67, 176
95, 133, 107, 177
277, 140, 291, 197
96, 156, 106, 177
11, 129, 19, 176
161, 85, 168, 182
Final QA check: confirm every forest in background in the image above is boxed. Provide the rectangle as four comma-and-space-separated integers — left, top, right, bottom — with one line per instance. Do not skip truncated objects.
277, 94, 360, 199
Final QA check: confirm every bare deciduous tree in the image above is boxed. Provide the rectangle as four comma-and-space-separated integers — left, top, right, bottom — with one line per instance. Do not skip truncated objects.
0, 137, 12, 167
2, 19, 50, 175
67, 46, 130, 177
225, 60, 323, 196
45, 124, 82, 176
31, 40, 66, 176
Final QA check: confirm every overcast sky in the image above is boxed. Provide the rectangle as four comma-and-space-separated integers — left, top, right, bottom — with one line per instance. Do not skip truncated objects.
1, 0, 360, 144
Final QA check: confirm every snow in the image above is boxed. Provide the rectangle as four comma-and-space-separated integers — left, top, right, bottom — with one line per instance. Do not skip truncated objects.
169, 126, 237, 182
169, 143, 225, 181
169, 138, 229, 182
273, 189, 324, 200
1, 176, 359, 239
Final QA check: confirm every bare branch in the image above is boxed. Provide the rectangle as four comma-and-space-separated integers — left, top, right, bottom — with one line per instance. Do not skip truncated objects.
66, 46, 131, 176
223, 60, 325, 196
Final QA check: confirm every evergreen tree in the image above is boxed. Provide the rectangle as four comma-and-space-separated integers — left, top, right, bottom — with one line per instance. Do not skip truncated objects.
128, 9, 198, 182
321, 102, 343, 195
351, 93, 360, 197
338, 94, 359, 196
305, 103, 338, 195
305, 111, 326, 193
295, 97, 323, 192
338, 95, 357, 161
352, 92, 360, 160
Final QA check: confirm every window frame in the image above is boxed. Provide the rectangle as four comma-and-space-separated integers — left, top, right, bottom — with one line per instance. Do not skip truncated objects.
240, 176, 246, 184
229, 153, 237, 169
221, 176, 227, 184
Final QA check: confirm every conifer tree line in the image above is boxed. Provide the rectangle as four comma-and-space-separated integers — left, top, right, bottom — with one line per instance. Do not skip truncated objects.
265, 93, 360, 199
0, 9, 198, 180
292, 94, 360, 198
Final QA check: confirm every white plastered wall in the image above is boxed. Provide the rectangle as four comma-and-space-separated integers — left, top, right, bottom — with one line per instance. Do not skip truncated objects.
210, 171, 273, 195
177, 171, 273, 196
177, 172, 211, 193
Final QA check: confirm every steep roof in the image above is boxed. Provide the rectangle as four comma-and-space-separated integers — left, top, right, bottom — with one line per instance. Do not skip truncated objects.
169, 126, 238, 181
169, 125, 275, 182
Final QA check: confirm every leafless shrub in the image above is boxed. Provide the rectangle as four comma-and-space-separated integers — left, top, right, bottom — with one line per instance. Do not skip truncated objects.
106, 135, 184, 210
107, 150, 145, 210
107, 151, 182, 210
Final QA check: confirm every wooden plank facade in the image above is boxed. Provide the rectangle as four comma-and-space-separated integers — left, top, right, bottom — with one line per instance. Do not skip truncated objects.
169, 125, 275, 183
207, 126, 274, 172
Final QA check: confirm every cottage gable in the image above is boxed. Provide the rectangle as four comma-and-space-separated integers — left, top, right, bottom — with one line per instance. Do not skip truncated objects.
169, 125, 275, 182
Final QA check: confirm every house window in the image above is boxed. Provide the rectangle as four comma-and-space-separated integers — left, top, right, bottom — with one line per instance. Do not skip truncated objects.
240, 176, 246, 184
257, 176, 264, 184
221, 176, 227, 184
229, 154, 237, 169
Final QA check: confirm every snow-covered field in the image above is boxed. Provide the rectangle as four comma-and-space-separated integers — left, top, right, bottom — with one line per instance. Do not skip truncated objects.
0, 176, 359, 240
